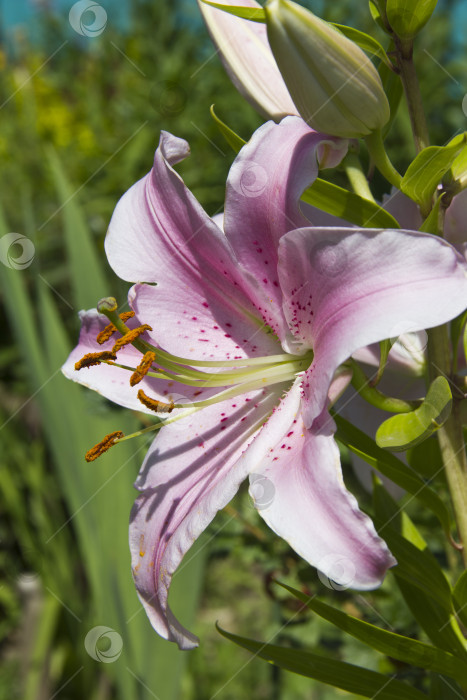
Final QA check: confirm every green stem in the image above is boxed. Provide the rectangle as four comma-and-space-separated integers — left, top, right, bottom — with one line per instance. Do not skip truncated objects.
344, 153, 376, 202
365, 130, 402, 190
350, 360, 420, 413
427, 326, 467, 564
393, 36, 430, 154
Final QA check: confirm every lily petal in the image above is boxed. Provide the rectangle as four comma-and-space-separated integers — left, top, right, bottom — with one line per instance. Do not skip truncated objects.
61, 309, 225, 412
224, 116, 347, 349
129, 389, 280, 649
197, 0, 298, 120
105, 130, 281, 360
277, 227, 467, 425
243, 381, 395, 588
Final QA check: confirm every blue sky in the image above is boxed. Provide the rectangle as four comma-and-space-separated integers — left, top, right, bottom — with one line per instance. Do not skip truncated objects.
1, 0, 466, 43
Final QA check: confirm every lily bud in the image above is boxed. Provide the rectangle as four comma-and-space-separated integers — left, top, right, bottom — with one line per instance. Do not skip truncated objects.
264, 0, 390, 138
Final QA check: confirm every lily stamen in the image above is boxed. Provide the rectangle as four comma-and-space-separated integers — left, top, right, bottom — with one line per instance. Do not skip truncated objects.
85, 431, 125, 462
75, 351, 117, 370
112, 324, 153, 352
130, 351, 157, 386
137, 389, 175, 413
97, 311, 136, 344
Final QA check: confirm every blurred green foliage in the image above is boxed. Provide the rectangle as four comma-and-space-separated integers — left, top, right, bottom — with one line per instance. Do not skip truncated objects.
0, 0, 466, 698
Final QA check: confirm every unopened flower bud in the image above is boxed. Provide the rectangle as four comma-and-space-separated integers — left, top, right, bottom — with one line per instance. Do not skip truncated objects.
264, 0, 390, 138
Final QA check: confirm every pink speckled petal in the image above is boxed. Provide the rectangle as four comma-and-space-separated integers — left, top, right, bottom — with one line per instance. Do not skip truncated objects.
241, 381, 395, 588
277, 227, 467, 426
224, 117, 348, 350
129, 388, 281, 649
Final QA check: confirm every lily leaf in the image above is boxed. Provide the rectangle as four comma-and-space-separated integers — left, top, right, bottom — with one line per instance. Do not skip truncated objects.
331, 24, 392, 67
449, 134, 467, 188
301, 179, 400, 229
217, 625, 428, 699
333, 414, 452, 536
419, 193, 443, 234
386, 0, 437, 38
210, 105, 245, 153
373, 482, 467, 658
453, 570, 467, 629
375, 376, 452, 452
450, 309, 467, 373
276, 581, 467, 685
369, 0, 389, 32
199, 0, 265, 22
400, 137, 466, 209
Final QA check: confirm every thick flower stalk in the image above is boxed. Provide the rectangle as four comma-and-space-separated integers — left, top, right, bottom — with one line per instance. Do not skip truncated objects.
63, 117, 467, 649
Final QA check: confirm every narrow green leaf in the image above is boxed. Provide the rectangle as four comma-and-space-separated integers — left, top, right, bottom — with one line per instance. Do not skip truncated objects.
276, 581, 467, 685
210, 105, 246, 153
429, 674, 465, 699
46, 146, 109, 309
217, 626, 428, 699
449, 135, 467, 188
451, 309, 467, 373
301, 179, 400, 229
331, 24, 392, 66
369, 0, 389, 32
376, 376, 452, 452
333, 414, 452, 535
400, 137, 465, 209
453, 570, 467, 629
386, 0, 437, 38
373, 482, 467, 658
370, 339, 394, 387
199, 0, 265, 22
419, 193, 443, 234
407, 437, 445, 481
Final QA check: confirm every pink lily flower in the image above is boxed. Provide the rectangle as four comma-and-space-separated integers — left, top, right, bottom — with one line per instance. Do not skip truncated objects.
63, 117, 467, 649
